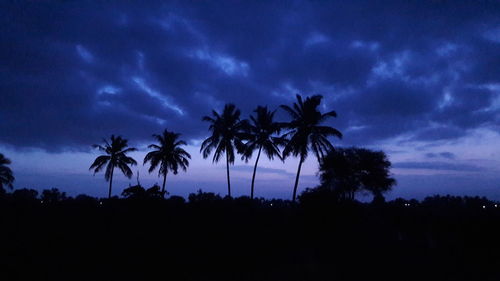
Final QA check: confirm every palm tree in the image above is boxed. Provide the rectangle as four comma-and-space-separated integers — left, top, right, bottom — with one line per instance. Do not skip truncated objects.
241, 106, 284, 199
144, 129, 191, 197
89, 135, 137, 198
201, 104, 247, 197
280, 94, 342, 201
0, 153, 15, 190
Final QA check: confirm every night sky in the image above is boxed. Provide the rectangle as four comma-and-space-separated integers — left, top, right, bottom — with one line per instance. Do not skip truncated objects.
2, 1, 500, 200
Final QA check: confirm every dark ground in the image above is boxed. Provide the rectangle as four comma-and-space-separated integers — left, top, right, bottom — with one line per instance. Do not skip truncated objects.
1, 192, 500, 281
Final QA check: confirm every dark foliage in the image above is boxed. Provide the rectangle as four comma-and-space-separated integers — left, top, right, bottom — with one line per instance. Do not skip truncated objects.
0, 153, 15, 191
89, 135, 137, 198
280, 94, 342, 201
1, 191, 500, 281
201, 104, 248, 197
144, 129, 191, 197
241, 106, 284, 199
40, 188, 67, 204
319, 147, 396, 201
121, 184, 164, 199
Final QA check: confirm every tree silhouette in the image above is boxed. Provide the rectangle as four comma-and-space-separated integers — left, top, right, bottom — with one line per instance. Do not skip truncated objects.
319, 147, 396, 201
280, 94, 342, 201
89, 135, 137, 198
41, 188, 67, 204
144, 129, 191, 197
241, 106, 284, 199
201, 104, 247, 197
0, 153, 15, 191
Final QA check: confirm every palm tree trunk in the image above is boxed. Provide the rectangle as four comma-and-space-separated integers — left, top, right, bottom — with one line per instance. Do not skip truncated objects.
250, 146, 262, 199
108, 166, 114, 199
161, 171, 168, 198
226, 152, 231, 197
292, 156, 304, 202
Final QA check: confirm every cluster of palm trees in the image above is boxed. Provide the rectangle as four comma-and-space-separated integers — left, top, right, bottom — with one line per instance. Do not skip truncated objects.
90, 131, 191, 199
90, 94, 342, 201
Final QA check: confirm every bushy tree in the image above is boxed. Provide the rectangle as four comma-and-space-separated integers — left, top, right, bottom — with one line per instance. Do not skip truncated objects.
319, 147, 396, 201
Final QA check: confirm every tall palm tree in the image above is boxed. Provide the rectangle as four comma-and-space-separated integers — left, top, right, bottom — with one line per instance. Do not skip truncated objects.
0, 153, 15, 190
89, 135, 137, 198
280, 94, 342, 201
144, 129, 191, 197
201, 104, 247, 197
241, 106, 284, 199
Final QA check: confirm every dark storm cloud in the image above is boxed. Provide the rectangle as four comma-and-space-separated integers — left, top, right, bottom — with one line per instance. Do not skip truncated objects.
1, 1, 500, 151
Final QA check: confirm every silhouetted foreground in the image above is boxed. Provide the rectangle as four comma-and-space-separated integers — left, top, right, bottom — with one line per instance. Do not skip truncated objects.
1, 190, 500, 281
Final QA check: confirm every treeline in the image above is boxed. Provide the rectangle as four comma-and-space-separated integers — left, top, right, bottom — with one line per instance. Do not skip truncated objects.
1, 189, 500, 281
88, 94, 344, 200
3, 94, 394, 201
1, 186, 497, 210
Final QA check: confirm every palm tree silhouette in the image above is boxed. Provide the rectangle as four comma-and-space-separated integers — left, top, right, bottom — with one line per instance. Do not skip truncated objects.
241, 106, 284, 199
144, 129, 191, 197
0, 153, 15, 190
89, 135, 137, 198
201, 104, 247, 197
280, 94, 342, 201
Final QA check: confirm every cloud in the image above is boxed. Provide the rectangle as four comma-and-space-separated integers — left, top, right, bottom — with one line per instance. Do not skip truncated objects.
425, 152, 456, 159
393, 161, 484, 172
1, 1, 500, 153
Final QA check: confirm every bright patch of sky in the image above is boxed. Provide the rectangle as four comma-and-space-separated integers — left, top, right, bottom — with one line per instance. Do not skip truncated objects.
304, 32, 330, 47
350, 40, 380, 51
190, 49, 250, 76
76, 44, 94, 63
271, 82, 301, 100
438, 89, 453, 109
370, 51, 411, 81
132, 77, 184, 116
377, 128, 500, 177
97, 85, 120, 95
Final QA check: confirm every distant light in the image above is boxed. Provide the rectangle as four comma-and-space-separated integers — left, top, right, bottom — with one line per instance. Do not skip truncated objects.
99, 201, 103, 205
495, 204, 498, 208
483, 205, 486, 209
270, 203, 273, 207
40, 200, 43, 204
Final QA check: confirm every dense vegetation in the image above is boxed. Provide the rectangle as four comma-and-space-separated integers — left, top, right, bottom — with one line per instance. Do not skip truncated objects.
1, 189, 500, 281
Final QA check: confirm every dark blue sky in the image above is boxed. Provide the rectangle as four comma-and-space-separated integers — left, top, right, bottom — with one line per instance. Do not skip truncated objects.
2, 1, 500, 199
